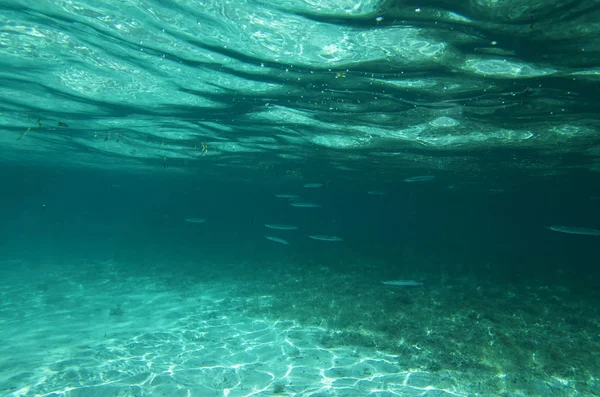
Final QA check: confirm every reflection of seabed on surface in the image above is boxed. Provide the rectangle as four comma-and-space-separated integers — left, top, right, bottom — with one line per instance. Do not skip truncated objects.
0, 263, 462, 397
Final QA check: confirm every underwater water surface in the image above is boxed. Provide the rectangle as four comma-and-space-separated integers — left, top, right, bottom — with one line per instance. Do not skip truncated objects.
1, 0, 600, 396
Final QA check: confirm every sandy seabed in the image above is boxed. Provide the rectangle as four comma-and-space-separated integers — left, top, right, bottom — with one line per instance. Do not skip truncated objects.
0, 258, 597, 397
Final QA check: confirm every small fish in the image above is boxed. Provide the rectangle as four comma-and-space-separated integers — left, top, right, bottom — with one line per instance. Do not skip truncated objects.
547, 226, 600, 236
303, 183, 323, 188
58, 122, 69, 127
308, 235, 343, 242
367, 191, 386, 196
275, 194, 300, 199
266, 236, 289, 245
383, 280, 423, 287
404, 176, 435, 182
265, 224, 298, 230
290, 202, 320, 208
185, 218, 206, 223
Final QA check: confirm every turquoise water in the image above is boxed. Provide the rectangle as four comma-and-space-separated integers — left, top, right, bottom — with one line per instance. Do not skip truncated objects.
1, 1, 600, 396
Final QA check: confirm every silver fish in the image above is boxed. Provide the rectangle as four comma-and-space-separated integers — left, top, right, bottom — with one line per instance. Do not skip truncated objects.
308, 235, 343, 242
266, 236, 289, 245
290, 202, 320, 208
404, 175, 435, 182
265, 224, 298, 230
185, 218, 206, 223
547, 226, 600, 236
382, 280, 423, 287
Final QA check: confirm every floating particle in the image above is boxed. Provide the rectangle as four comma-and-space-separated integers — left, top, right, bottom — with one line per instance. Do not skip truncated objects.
16, 127, 31, 140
